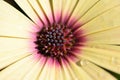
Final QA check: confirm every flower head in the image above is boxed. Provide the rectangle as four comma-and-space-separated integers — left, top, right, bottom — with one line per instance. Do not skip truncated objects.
0, 0, 120, 80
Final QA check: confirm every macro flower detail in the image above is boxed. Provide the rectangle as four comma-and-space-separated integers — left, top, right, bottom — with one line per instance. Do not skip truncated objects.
0, 0, 120, 80
34, 20, 86, 64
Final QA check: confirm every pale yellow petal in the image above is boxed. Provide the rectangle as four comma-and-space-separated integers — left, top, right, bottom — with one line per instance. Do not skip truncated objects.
14, 0, 40, 24
0, 38, 30, 52
38, 58, 54, 80
38, 0, 54, 24
55, 66, 64, 80
79, 5, 120, 36
80, 59, 116, 80
52, 0, 62, 22
0, 55, 38, 80
77, 0, 120, 25
61, 0, 78, 22
86, 26, 120, 44
23, 57, 46, 80
65, 63, 77, 80
61, 60, 74, 80
79, 46, 120, 74
0, 1, 36, 38
48, 60, 56, 80
27, 0, 48, 25
69, 59, 93, 80
68, 0, 100, 24
0, 48, 32, 70
86, 44, 120, 52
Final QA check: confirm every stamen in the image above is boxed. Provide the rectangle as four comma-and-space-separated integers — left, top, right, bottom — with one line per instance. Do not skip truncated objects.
34, 23, 75, 58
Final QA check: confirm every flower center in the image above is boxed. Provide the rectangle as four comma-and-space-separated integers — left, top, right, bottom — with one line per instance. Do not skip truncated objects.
35, 24, 75, 58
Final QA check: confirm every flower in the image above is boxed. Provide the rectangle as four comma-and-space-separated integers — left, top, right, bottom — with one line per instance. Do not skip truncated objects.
0, 0, 120, 80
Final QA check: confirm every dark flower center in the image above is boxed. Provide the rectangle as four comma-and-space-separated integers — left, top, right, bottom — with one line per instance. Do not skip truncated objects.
35, 23, 75, 58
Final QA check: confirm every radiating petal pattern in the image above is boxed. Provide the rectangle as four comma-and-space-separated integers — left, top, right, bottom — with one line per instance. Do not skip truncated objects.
79, 45, 120, 74
80, 59, 117, 80
0, 55, 39, 80
76, 0, 120, 25
0, 0, 120, 80
23, 57, 46, 80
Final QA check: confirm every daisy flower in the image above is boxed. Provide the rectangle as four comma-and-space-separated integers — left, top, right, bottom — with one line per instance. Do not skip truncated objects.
0, 0, 120, 80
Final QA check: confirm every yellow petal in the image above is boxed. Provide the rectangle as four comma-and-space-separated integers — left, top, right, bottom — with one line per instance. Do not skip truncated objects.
23, 57, 46, 80
80, 59, 116, 80
0, 1, 36, 38
26, 0, 48, 25
77, 0, 120, 25
79, 45, 120, 74
61, 60, 74, 80
86, 26, 120, 44
79, 5, 120, 37
68, 0, 100, 25
14, 0, 41, 24
61, 0, 78, 22
68, 59, 93, 80
86, 44, 120, 52
52, 0, 62, 22
0, 48, 31, 70
48, 60, 56, 80
55, 64, 65, 80
38, 0, 54, 24
0, 38, 30, 53
0, 55, 38, 80
38, 58, 54, 80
